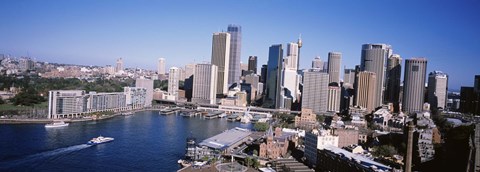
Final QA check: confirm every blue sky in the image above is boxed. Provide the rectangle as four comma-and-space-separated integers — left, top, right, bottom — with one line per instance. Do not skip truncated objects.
0, 0, 479, 90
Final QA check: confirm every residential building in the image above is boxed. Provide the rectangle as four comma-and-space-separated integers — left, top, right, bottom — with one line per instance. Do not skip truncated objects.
48, 90, 88, 119
124, 87, 146, 109
116, 58, 124, 73
168, 67, 180, 100
135, 78, 154, 107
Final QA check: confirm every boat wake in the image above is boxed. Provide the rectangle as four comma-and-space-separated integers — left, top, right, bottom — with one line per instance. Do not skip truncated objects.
0, 144, 91, 170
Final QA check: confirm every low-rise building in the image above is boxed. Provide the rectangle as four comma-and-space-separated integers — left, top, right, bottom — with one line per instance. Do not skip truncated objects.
304, 128, 339, 166
294, 108, 317, 130
259, 126, 290, 159
316, 145, 392, 172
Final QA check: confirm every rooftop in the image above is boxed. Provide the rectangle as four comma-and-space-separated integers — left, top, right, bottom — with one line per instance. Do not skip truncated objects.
199, 127, 252, 150
324, 145, 392, 171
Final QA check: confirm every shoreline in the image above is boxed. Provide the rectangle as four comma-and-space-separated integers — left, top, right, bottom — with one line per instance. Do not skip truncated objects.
0, 108, 161, 125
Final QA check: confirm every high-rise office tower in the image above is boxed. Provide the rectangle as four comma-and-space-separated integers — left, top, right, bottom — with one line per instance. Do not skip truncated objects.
282, 68, 299, 102
184, 63, 195, 79
354, 71, 377, 112
227, 24, 242, 86
312, 56, 324, 70
285, 42, 299, 70
157, 58, 166, 75
302, 71, 329, 113
168, 67, 180, 99
360, 44, 392, 108
265, 44, 283, 109
135, 78, 153, 107
248, 56, 257, 73
328, 52, 341, 84
116, 58, 124, 72
327, 85, 341, 113
402, 58, 427, 113
210, 32, 231, 95
343, 69, 355, 85
192, 64, 218, 104
245, 74, 260, 101
385, 54, 402, 107
428, 71, 448, 110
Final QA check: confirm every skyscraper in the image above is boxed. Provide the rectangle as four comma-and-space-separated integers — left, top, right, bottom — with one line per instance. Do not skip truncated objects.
428, 71, 448, 110
327, 52, 341, 84
402, 58, 427, 113
192, 64, 218, 104
385, 54, 402, 107
248, 56, 257, 73
210, 32, 231, 95
184, 63, 196, 79
135, 78, 153, 107
157, 58, 166, 75
343, 69, 355, 85
285, 42, 299, 70
327, 85, 341, 113
227, 24, 242, 86
360, 44, 392, 108
282, 68, 299, 102
168, 67, 180, 99
354, 71, 377, 113
302, 71, 329, 113
265, 44, 283, 109
116, 58, 124, 72
475, 75, 480, 93
312, 56, 324, 70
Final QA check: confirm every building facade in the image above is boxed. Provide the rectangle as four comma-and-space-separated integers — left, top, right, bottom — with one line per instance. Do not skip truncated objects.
354, 71, 377, 113
327, 52, 341, 85
135, 78, 154, 107
302, 71, 329, 114
168, 67, 180, 100
360, 44, 392, 108
124, 87, 146, 109
157, 58, 165, 75
265, 44, 283, 109
248, 56, 257, 74
385, 54, 402, 105
428, 71, 448, 110
192, 64, 218, 104
403, 58, 428, 113
211, 32, 231, 95
327, 86, 341, 113
227, 24, 242, 86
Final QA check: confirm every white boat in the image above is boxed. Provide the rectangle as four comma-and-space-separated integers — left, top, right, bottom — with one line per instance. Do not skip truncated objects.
87, 136, 114, 145
45, 121, 69, 128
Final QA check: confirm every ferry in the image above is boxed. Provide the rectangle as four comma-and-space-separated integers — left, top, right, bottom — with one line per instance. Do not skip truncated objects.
45, 121, 69, 128
87, 136, 114, 145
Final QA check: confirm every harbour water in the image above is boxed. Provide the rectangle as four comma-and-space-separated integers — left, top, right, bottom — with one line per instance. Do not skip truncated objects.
0, 111, 252, 171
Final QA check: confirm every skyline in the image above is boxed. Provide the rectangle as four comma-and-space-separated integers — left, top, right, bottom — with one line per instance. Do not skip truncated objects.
1, 1, 479, 89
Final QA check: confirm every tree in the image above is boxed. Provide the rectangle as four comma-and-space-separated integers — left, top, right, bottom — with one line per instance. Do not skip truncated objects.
244, 157, 253, 167
0, 97, 5, 104
372, 145, 397, 157
252, 158, 260, 168
316, 115, 325, 123
252, 149, 258, 156
254, 122, 269, 131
